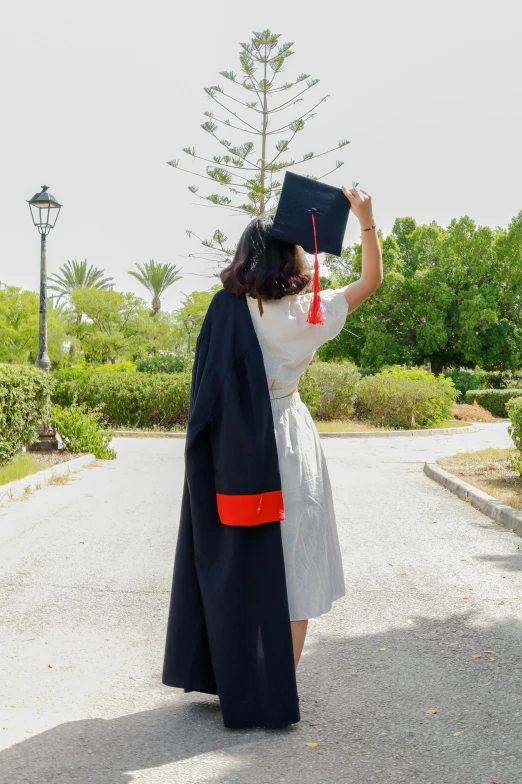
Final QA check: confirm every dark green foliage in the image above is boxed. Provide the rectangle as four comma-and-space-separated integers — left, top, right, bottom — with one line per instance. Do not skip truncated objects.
356, 367, 383, 378
0, 364, 54, 466
443, 369, 490, 401
51, 402, 116, 460
299, 361, 360, 420
444, 368, 522, 401
354, 374, 458, 429
136, 352, 194, 374
506, 376, 522, 389
52, 371, 192, 429
464, 389, 522, 417
319, 211, 522, 374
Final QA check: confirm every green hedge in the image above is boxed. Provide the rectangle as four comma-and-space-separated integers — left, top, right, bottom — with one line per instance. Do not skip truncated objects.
464, 388, 522, 417
299, 361, 360, 420
52, 370, 191, 429
0, 364, 54, 466
443, 368, 522, 401
443, 369, 491, 400
52, 361, 465, 430
354, 374, 458, 429
136, 352, 194, 374
55, 363, 136, 381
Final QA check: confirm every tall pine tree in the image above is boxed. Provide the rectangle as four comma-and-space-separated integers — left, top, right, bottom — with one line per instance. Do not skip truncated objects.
168, 29, 351, 265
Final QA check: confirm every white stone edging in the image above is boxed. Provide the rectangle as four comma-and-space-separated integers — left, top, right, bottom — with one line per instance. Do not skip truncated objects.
424, 462, 522, 537
319, 424, 478, 438
0, 453, 96, 505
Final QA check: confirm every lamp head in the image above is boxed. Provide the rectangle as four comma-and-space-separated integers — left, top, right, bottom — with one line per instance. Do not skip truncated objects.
27, 185, 62, 234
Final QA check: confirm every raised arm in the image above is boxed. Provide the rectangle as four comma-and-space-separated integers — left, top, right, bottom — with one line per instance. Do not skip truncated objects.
340, 186, 383, 313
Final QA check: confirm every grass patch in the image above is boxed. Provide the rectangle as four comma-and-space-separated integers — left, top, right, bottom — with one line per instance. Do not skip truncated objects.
438, 447, 522, 511
315, 420, 387, 433
314, 418, 470, 433
113, 418, 471, 436
112, 424, 187, 435
48, 472, 72, 486
0, 453, 43, 486
424, 418, 470, 429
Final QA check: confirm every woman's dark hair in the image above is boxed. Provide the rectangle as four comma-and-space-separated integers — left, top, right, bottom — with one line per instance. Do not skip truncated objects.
220, 213, 311, 300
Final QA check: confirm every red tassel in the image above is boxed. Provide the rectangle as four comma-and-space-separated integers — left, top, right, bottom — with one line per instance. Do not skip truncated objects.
307, 210, 325, 324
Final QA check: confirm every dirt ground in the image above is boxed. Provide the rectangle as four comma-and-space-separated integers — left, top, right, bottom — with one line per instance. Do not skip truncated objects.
28, 450, 84, 470
438, 446, 522, 510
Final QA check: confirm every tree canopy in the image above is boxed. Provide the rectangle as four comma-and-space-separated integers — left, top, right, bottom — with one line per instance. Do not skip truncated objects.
319, 210, 522, 373
128, 260, 183, 314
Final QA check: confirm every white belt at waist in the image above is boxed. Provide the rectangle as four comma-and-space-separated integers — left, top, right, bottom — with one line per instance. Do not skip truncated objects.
269, 383, 298, 400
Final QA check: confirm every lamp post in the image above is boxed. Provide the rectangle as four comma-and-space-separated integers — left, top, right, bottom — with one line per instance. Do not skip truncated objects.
183, 314, 196, 353
27, 185, 62, 450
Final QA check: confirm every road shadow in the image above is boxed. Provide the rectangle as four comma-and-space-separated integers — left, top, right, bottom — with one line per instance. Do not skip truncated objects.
475, 552, 522, 572
2, 610, 522, 784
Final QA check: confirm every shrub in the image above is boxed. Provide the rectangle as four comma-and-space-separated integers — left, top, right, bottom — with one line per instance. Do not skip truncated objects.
298, 366, 322, 418
354, 374, 458, 429
51, 401, 116, 460
52, 362, 136, 383
91, 361, 136, 373
136, 352, 194, 374
446, 368, 522, 400
52, 370, 192, 429
482, 370, 507, 389
444, 369, 489, 401
299, 361, 360, 420
0, 364, 54, 467
380, 364, 442, 382
505, 376, 522, 389
464, 389, 522, 417
506, 396, 522, 474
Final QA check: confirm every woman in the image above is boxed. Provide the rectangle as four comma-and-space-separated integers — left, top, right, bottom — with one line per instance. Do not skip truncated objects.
221, 186, 383, 667
162, 186, 383, 729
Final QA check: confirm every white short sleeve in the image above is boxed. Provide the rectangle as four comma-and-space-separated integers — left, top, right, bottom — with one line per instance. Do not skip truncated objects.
319, 288, 350, 341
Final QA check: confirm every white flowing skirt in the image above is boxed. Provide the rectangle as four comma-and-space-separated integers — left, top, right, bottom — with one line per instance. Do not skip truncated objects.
270, 391, 346, 621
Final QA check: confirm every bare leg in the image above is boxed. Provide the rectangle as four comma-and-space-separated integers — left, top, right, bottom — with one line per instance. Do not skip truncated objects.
290, 619, 308, 668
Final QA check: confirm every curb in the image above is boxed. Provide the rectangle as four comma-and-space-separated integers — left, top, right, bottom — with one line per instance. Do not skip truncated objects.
113, 431, 186, 439
113, 423, 478, 440
423, 462, 522, 537
319, 424, 478, 438
0, 453, 97, 505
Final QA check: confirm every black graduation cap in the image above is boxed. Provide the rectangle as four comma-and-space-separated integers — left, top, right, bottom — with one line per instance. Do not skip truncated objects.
270, 171, 350, 324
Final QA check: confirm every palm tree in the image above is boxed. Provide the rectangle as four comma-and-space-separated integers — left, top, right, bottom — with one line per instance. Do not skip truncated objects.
128, 260, 183, 314
48, 259, 114, 307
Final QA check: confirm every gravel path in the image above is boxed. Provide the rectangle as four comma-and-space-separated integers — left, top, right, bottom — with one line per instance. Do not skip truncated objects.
0, 423, 520, 784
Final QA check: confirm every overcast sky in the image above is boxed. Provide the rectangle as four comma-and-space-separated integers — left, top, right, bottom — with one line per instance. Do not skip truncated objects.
1, 0, 521, 311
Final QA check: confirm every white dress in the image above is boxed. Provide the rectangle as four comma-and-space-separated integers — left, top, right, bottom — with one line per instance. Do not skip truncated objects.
246, 288, 350, 621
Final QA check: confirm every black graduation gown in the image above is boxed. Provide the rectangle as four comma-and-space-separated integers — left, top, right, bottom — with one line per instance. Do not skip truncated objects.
162, 288, 301, 730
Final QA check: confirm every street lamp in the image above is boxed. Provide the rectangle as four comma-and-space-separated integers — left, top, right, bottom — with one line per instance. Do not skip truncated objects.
183, 314, 196, 353
27, 185, 62, 372
27, 185, 62, 450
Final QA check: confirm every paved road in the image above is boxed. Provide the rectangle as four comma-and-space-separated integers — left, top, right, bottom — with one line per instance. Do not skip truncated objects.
0, 423, 521, 784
